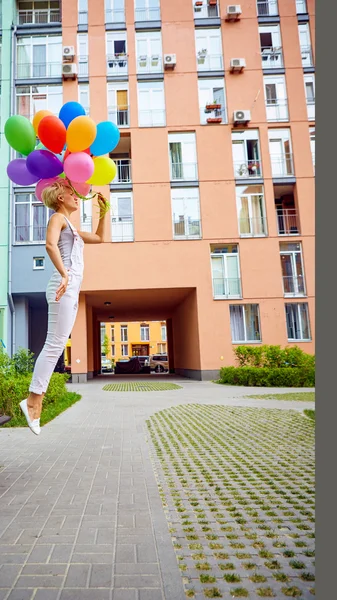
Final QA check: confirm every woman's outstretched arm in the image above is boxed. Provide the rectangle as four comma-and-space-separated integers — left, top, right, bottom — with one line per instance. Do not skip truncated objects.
78, 196, 108, 244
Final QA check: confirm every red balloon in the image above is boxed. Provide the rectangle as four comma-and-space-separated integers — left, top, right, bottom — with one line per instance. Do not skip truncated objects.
38, 116, 67, 155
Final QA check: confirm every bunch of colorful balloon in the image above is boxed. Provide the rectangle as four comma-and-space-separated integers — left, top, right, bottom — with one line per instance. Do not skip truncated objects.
4, 101, 121, 215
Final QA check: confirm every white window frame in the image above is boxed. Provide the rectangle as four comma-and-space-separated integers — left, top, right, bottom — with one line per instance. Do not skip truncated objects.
33, 256, 45, 270
198, 78, 227, 125
171, 188, 202, 240
135, 0, 161, 22
256, 0, 278, 17
111, 344, 115, 356
80, 199, 92, 233
77, 33, 88, 77
161, 325, 167, 341
16, 35, 62, 79
263, 75, 288, 122
135, 31, 163, 74
106, 31, 128, 76
298, 23, 313, 67
280, 242, 306, 297
296, 0, 307, 14
304, 74, 315, 121
121, 343, 129, 356
285, 303, 311, 341
259, 24, 283, 69
210, 246, 242, 300
16, 84, 63, 121
193, 0, 219, 18
195, 28, 223, 72
14, 193, 53, 245
232, 130, 262, 179
107, 82, 129, 127
111, 326, 115, 342
110, 192, 134, 242
268, 128, 294, 177
157, 343, 167, 354
78, 83, 90, 115
121, 325, 128, 342
137, 80, 166, 127
236, 185, 267, 237
105, 0, 125, 24
140, 324, 150, 342
230, 304, 262, 343
309, 127, 315, 171
168, 132, 198, 182
78, 0, 88, 25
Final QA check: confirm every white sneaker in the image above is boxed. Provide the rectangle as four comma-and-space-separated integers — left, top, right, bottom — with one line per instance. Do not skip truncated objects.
19, 399, 41, 435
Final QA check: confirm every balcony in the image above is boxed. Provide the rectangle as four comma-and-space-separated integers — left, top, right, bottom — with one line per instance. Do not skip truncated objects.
170, 162, 198, 182
78, 10, 88, 26
270, 153, 294, 178
276, 209, 299, 235
80, 217, 92, 233
135, 7, 161, 21
137, 55, 163, 75
201, 104, 226, 125
108, 106, 130, 127
213, 278, 242, 299
111, 217, 134, 242
16, 62, 62, 79
139, 109, 166, 127
306, 99, 315, 121
301, 46, 313, 67
78, 56, 89, 77
194, 1, 219, 19
18, 8, 61, 25
15, 225, 46, 244
105, 8, 125, 24
197, 52, 223, 72
266, 99, 289, 121
233, 159, 262, 179
261, 46, 284, 69
257, 0, 278, 16
173, 218, 201, 239
112, 160, 132, 185
283, 275, 306, 297
239, 217, 267, 237
107, 54, 128, 77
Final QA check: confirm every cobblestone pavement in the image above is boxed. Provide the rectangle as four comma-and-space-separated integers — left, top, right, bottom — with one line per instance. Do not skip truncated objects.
0, 378, 314, 599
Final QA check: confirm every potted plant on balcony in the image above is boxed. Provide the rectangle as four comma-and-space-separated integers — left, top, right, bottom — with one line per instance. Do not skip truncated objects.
205, 100, 222, 112
206, 115, 223, 123
197, 48, 207, 64
208, 0, 217, 5
248, 160, 260, 175
139, 55, 147, 68
151, 54, 160, 66
117, 52, 127, 67
194, 1, 203, 11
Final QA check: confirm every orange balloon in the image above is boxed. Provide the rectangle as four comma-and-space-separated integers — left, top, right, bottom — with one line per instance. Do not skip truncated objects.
33, 110, 53, 134
66, 116, 97, 153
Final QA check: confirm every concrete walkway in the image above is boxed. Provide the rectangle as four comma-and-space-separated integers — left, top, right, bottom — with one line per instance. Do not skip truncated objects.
0, 379, 314, 600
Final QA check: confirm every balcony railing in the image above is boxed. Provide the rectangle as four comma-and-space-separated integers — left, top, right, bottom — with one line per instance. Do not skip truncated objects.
283, 275, 306, 297
276, 209, 299, 235
257, 0, 278, 16
137, 55, 163, 74
306, 100, 315, 121
173, 218, 201, 239
108, 106, 129, 127
15, 225, 46, 243
78, 10, 88, 25
213, 277, 242, 299
194, 1, 219, 18
107, 54, 128, 77
311, 151, 315, 172
16, 62, 62, 79
239, 217, 267, 237
170, 162, 198, 181
18, 8, 61, 24
105, 8, 125, 23
296, 0, 307, 13
135, 7, 161, 21
80, 217, 92, 233
78, 57, 88, 77
112, 159, 132, 184
201, 105, 226, 125
111, 217, 134, 242
139, 109, 166, 127
301, 46, 313, 67
197, 53, 223, 71
234, 159, 262, 179
270, 153, 294, 177
261, 46, 283, 69
266, 99, 289, 121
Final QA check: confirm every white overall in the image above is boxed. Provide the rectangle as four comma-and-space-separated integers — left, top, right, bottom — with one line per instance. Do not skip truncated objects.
29, 216, 84, 395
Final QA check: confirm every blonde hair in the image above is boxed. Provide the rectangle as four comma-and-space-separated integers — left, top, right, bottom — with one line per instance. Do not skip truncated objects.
41, 181, 69, 211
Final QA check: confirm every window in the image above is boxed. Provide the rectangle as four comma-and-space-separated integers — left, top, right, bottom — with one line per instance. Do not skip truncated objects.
193, 0, 219, 18
256, 0, 278, 16
168, 133, 198, 181
195, 29, 223, 72
108, 83, 129, 127
33, 256, 45, 270
14, 193, 53, 244
211, 245, 242, 299
232, 130, 262, 179
105, 0, 125, 23
121, 325, 128, 342
77, 33, 88, 77
198, 78, 227, 125
304, 75, 315, 121
285, 303, 311, 341
16, 84, 63, 120
236, 185, 267, 237
309, 127, 315, 171
230, 305, 261, 343
121, 343, 128, 356
111, 326, 115, 342
78, 83, 90, 115
157, 343, 167, 354
138, 81, 166, 127
18, 0, 61, 25
111, 344, 115, 356
136, 31, 163, 74
110, 192, 134, 242
135, 0, 160, 22
161, 324, 167, 341
100, 325, 105, 345
263, 75, 288, 121
78, 0, 88, 25
298, 23, 313, 67
140, 324, 150, 341
296, 0, 307, 14
171, 188, 202, 240
280, 242, 306, 297
80, 198, 92, 232
16, 35, 62, 79
268, 129, 294, 177
106, 32, 128, 76
259, 25, 283, 69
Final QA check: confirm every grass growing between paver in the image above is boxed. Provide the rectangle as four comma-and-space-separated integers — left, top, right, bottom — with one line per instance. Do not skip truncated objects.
245, 393, 315, 402
102, 382, 182, 392
3, 392, 81, 427
146, 405, 315, 599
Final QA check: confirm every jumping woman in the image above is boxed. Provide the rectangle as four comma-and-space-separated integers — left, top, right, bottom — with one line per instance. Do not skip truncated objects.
20, 181, 108, 435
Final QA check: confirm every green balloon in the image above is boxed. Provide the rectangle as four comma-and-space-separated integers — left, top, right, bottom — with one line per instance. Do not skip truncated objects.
4, 115, 36, 156
59, 172, 65, 179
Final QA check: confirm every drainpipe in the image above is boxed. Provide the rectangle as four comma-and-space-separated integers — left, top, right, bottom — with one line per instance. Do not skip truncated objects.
8, 21, 17, 356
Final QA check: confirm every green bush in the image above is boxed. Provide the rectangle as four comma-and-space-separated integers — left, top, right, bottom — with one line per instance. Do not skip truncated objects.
219, 366, 315, 387
0, 372, 70, 418
233, 345, 314, 369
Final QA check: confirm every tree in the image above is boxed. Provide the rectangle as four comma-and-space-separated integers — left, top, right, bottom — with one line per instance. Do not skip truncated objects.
102, 334, 110, 358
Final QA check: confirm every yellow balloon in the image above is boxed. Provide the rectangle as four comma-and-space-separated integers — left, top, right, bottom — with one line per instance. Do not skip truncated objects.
86, 157, 117, 185
33, 110, 53, 134
66, 116, 97, 152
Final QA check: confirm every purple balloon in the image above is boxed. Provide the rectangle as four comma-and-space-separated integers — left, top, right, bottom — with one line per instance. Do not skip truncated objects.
7, 159, 40, 186
26, 149, 64, 179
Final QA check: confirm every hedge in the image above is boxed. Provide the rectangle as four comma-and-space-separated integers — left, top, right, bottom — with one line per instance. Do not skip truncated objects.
219, 366, 315, 387
233, 345, 315, 369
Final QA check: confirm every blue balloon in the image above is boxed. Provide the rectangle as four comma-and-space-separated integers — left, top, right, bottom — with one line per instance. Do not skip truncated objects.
59, 102, 86, 129
90, 122, 120, 157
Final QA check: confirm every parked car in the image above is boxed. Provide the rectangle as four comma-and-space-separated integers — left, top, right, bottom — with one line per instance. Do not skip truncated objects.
135, 355, 150, 367
150, 354, 169, 373
101, 356, 113, 373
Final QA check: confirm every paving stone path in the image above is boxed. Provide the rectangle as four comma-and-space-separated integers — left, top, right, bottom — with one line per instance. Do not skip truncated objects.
0, 379, 315, 600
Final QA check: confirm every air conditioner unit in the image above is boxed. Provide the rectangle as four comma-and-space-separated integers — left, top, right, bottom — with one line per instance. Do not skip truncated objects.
233, 109, 251, 124
164, 54, 176, 69
230, 58, 246, 72
63, 45, 75, 60
62, 63, 78, 79
226, 4, 242, 19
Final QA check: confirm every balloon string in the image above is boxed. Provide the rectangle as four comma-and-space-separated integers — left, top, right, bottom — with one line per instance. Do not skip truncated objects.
66, 178, 111, 219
